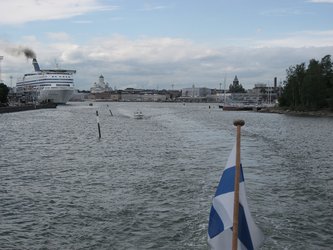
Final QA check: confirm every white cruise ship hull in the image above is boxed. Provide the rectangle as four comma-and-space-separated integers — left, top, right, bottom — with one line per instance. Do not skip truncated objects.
16, 58, 76, 105
39, 87, 75, 104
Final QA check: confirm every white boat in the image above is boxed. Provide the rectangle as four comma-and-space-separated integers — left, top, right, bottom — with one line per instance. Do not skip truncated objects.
16, 58, 76, 104
134, 110, 143, 119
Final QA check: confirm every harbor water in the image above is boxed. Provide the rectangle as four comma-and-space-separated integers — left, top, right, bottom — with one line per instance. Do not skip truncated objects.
1, 102, 332, 249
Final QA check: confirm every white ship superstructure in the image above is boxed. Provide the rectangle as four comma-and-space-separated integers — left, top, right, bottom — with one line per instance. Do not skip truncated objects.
16, 58, 76, 104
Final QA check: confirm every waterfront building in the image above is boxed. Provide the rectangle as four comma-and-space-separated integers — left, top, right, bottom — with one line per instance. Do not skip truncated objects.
120, 88, 167, 102
248, 83, 278, 104
181, 87, 211, 97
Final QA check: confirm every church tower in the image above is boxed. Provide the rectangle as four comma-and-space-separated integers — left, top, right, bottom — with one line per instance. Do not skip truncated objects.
233, 75, 239, 86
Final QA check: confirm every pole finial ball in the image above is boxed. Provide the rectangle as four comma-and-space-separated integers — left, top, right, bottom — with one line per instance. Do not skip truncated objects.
233, 119, 245, 126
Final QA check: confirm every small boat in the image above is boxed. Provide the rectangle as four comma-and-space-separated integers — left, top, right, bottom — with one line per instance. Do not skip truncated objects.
134, 110, 144, 119
219, 103, 255, 111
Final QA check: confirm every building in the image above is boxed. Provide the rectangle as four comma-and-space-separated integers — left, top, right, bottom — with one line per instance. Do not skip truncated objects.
181, 86, 211, 97
120, 88, 167, 102
247, 83, 278, 104
90, 75, 112, 94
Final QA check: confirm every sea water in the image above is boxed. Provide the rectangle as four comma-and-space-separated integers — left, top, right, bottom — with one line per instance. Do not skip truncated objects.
1, 102, 332, 249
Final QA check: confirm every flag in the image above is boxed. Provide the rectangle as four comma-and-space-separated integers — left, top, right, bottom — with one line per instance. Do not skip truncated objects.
208, 146, 264, 250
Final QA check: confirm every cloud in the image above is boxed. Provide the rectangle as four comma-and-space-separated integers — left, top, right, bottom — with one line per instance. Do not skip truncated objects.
137, 3, 169, 11
0, 0, 117, 25
84, 36, 216, 63
254, 30, 333, 48
1, 34, 332, 90
52, 35, 333, 89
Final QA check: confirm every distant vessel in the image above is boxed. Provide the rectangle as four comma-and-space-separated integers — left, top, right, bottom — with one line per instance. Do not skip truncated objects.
219, 103, 254, 111
134, 110, 144, 119
16, 58, 76, 104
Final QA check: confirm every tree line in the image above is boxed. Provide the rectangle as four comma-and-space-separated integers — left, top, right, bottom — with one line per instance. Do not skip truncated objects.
279, 55, 333, 111
0, 83, 9, 106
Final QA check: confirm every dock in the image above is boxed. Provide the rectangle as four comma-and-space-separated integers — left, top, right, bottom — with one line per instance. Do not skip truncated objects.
0, 102, 57, 114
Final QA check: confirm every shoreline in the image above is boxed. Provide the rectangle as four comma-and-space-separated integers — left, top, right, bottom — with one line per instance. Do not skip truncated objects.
0, 103, 57, 114
258, 107, 333, 117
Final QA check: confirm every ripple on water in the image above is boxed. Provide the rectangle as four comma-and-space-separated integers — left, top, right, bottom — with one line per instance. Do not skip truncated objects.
1, 103, 332, 249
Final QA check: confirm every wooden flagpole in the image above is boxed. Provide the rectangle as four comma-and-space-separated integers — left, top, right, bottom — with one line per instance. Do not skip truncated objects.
232, 119, 245, 250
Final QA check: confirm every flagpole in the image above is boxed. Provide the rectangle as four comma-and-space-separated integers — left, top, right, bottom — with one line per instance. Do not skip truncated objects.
232, 119, 245, 250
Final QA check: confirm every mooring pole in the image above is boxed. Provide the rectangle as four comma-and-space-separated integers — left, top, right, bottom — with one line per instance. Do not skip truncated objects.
96, 110, 101, 139
107, 104, 113, 116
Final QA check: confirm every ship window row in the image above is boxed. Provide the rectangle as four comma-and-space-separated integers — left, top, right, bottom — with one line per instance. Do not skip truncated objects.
17, 80, 74, 85
20, 78, 73, 82
16, 83, 73, 87
50, 76, 71, 78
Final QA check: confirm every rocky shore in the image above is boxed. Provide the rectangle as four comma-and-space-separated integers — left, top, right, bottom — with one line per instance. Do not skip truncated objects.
259, 107, 333, 117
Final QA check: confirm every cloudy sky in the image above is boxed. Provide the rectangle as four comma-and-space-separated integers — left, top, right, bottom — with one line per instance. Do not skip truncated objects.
0, 0, 332, 90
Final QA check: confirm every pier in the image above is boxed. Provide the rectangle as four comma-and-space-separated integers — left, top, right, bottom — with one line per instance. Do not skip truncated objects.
0, 102, 57, 114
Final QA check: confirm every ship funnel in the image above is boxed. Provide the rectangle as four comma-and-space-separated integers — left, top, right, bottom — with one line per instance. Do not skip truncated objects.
32, 58, 41, 71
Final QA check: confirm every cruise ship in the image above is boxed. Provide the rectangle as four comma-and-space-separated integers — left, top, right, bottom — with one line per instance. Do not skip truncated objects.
16, 58, 76, 104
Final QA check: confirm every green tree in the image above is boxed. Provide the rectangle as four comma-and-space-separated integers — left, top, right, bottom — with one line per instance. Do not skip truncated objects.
279, 55, 333, 110
0, 83, 9, 106
303, 59, 326, 109
320, 55, 333, 110
285, 63, 306, 107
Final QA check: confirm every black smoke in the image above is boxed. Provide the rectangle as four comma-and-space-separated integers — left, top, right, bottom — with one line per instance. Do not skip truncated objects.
22, 48, 36, 59
7, 46, 37, 59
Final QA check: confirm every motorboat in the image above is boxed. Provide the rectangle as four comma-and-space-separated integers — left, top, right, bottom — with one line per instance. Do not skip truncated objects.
134, 110, 143, 119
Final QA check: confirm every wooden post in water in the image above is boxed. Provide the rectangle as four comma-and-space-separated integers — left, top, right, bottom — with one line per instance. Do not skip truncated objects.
232, 119, 245, 250
96, 110, 101, 139
107, 104, 113, 116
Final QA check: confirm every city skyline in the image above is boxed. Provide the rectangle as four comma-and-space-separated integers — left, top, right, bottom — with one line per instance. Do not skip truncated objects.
0, 0, 333, 90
